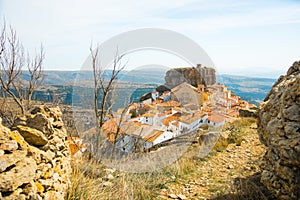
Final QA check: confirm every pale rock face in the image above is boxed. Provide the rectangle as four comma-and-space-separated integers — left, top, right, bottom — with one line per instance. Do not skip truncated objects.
0, 140, 18, 151
258, 61, 300, 200
0, 157, 37, 192
0, 105, 71, 200
164, 66, 216, 88
0, 150, 27, 172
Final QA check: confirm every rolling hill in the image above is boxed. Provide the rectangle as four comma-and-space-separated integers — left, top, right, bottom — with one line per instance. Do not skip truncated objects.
17, 69, 277, 107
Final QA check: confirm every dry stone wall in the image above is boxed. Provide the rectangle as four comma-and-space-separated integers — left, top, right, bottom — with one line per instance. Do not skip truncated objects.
258, 61, 300, 200
0, 106, 71, 200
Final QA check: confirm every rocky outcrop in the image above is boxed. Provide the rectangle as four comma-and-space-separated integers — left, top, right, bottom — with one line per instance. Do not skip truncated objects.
164, 65, 216, 88
197, 64, 216, 86
165, 67, 201, 88
257, 61, 300, 200
0, 106, 71, 200
239, 107, 258, 118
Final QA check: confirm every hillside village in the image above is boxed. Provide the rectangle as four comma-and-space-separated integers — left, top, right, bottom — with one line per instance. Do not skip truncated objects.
100, 76, 255, 153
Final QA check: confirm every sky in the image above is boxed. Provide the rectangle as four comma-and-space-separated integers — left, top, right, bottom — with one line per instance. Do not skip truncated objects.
0, 0, 300, 78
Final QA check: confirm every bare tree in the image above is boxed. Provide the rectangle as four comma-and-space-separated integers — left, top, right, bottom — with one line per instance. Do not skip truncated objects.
26, 47, 44, 108
0, 21, 44, 116
0, 21, 5, 57
90, 44, 126, 128
87, 44, 129, 160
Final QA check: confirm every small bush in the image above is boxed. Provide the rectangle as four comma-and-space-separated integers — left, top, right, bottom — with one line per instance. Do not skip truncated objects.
214, 137, 229, 152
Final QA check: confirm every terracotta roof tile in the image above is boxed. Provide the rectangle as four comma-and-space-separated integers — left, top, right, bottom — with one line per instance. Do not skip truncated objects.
208, 114, 225, 123
161, 114, 179, 126
178, 112, 206, 124
143, 129, 164, 143
158, 113, 167, 117
143, 113, 155, 117
159, 100, 180, 107
172, 121, 179, 127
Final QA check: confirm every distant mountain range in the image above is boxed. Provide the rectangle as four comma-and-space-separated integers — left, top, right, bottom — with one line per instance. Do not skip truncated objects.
29, 68, 167, 85
19, 69, 277, 107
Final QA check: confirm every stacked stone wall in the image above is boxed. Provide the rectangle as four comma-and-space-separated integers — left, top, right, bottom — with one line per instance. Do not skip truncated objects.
0, 106, 71, 200
258, 61, 300, 199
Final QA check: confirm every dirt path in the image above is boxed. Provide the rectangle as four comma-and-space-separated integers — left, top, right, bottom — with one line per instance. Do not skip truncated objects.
158, 124, 273, 199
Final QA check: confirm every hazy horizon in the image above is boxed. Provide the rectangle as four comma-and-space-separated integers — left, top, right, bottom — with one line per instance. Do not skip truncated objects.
1, 0, 299, 78
33, 68, 279, 79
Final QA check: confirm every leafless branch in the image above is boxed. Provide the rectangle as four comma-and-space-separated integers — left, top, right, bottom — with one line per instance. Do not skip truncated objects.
91, 44, 126, 129
0, 21, 5, 58
26, 45, 44, 109
0, 20, 44, 116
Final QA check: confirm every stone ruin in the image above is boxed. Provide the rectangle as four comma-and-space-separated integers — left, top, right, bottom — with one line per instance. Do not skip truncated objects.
0, 106, 71, 200
258, 61, 300, 199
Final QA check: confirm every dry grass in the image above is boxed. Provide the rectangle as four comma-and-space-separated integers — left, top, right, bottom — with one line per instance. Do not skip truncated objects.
66, 155, 198, 200
214, 117, 257, 151
66, 117, 274, 200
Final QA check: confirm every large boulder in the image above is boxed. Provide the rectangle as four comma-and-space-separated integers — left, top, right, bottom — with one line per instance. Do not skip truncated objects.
13, 125, 48, 146
257, 61, 300, 199
26, 113, 54, 136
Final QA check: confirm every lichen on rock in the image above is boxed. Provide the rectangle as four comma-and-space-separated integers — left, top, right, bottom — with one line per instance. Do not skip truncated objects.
0, 105, 71, 200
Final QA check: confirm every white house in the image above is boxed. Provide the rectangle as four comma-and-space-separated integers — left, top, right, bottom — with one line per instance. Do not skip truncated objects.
142, 129, 177, 150
178, 112, 208, 134
142, 98, 152, 105
161, 113, 181, 130
138, 113, 155, 125
171, 107, 183, 115
115, 134, 143, 153
156, 112, 168, 126
207, 114, 225, 127
151, 91, 159, 100
112, 121, 154, 153
159, 91, 171, 101
168, 121, 180, 133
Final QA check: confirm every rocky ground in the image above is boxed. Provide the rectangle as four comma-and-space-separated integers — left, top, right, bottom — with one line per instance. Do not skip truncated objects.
157, 121, 274, 200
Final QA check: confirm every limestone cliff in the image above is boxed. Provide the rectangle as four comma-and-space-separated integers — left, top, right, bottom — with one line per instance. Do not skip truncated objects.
197, 64, 216, 86
164, 64, 216, 88
0, 106, 71, 200
257, 61, 300, 200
